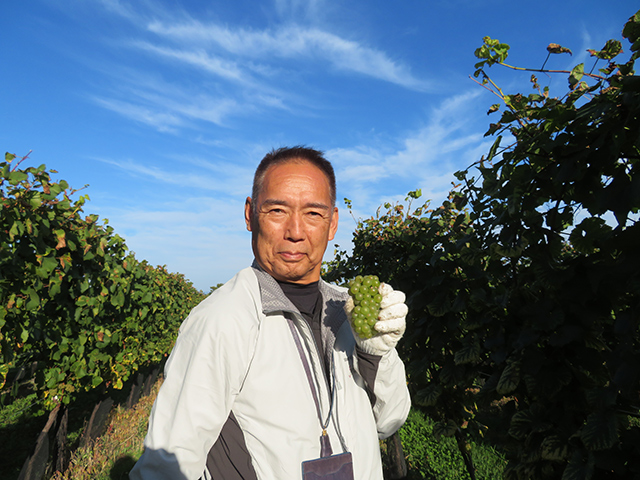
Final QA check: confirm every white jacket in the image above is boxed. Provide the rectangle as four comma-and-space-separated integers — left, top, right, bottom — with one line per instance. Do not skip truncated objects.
130, 264, 411, 479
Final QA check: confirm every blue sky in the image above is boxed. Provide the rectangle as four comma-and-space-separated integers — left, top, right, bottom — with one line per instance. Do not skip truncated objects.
2, 0, 637, 291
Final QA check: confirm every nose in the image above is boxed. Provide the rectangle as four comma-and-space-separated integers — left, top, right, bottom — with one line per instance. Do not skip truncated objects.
284, 213, 305, 242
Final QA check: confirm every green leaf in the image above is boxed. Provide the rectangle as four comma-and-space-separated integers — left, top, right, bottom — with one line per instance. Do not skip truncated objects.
569, 63, 584, 89
29, 192, 42, 209
497, 361, 520, 395
508, 406, 551, 440
8, 170, 28, 185
587, 39, 623, 60
111, 290, 125, 308
415, 383, 443, 407
562, 450, 595, 480
46, 370, 58, 389
427, 294, 449, 317
37, 256, 58, 278
25, 289, 40, 311
622, 9, 640, 50
434, 419, 457, 439
9, 221, 21, 240
0, 363, 9, 390
569, 217, 612, 254
72, 360, 87, 379
454, 336, 481, 365
580, 410, 618, 451
541, 435, 568, 461
454, 169, 468, 181
486, 136, 502, 162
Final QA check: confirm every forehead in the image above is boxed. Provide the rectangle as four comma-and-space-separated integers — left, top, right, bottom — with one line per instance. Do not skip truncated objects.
260, 160, 332, 200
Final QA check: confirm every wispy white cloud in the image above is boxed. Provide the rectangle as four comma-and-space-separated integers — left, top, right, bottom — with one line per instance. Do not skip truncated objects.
92, 91, 238, 131
95, 156, 252, 196
332, 90, 485, 182
79, 1, 432, 136
132, 41, 248, 83
89, 63, 246, 130
127, 41, 292, 113
273, 0, 327, 21
171, 96, 240, 126
94, 0, 138, 20
146, 20, 431, 91
91, 97, 184, 132
328, 88, 490, 225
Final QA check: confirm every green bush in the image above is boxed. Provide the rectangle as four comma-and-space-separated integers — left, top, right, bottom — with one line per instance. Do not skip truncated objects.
399, 408, 506, 480
1, 153, 206, 408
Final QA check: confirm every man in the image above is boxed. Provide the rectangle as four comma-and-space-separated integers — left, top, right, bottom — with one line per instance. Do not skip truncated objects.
130, 146, 410, 479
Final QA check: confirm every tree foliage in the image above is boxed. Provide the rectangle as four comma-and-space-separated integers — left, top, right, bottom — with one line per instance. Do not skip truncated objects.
326, 9, 640, 480
0, 153, 205, 409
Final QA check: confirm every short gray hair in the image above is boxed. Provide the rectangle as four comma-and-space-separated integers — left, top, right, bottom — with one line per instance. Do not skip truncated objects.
251, 146, 336, 214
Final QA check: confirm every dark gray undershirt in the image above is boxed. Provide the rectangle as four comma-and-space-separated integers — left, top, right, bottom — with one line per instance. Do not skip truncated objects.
277, 280, 325, 366
277, 280, 381, 406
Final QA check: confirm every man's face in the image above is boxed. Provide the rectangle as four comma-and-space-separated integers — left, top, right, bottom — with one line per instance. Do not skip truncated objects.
245, 160, 339, 284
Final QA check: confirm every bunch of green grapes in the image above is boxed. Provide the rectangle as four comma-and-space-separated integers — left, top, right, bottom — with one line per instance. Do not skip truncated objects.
348, 275, 383, 339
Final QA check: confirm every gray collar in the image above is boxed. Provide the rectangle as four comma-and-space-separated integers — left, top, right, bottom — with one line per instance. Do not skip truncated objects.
251, 260, 349, 355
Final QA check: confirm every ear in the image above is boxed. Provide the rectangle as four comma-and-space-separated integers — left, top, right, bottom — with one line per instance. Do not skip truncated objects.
328, 207, 339, 241
244, 197, 253, 231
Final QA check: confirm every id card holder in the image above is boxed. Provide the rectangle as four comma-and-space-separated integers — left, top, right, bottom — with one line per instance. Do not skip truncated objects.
302, 452, 354, 480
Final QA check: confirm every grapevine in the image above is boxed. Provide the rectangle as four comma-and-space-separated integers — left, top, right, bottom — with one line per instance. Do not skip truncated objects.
1, 152, 206, 408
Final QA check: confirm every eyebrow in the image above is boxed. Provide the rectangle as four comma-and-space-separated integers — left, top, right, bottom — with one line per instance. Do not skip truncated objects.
261, 199, 331, 211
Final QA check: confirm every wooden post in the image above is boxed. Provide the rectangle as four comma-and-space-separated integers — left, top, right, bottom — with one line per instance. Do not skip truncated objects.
79, 398, 114, 448
384, 432, 407, 479
17, 404, 60, 480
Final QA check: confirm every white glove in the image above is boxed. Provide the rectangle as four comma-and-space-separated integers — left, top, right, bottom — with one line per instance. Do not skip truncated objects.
345, 283, 408, 356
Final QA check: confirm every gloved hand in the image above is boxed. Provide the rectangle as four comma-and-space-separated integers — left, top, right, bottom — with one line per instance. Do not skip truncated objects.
345, 283, 408, 356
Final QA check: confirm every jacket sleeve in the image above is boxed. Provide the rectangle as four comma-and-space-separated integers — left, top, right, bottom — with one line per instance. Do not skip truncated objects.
365, 347, 411, 439
129, 288, 261, 480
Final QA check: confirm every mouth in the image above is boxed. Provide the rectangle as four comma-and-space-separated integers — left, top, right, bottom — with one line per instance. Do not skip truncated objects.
279, 251, 306, 261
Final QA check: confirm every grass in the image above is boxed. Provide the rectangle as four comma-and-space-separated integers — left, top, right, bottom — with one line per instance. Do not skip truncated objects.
0, 391, 49, 480
394, 408, 506, 480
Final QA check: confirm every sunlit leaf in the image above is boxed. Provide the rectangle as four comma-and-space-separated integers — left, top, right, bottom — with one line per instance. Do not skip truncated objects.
569, 63, 585, 89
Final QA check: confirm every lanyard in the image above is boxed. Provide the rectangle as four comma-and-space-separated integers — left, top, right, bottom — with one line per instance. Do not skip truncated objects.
286, 316, 335, 458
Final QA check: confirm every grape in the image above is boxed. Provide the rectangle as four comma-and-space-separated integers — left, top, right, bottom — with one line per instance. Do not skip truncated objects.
347, 274, 382, 339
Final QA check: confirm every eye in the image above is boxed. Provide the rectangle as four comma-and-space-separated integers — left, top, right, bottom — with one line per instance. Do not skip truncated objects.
265, 206, 286, 215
